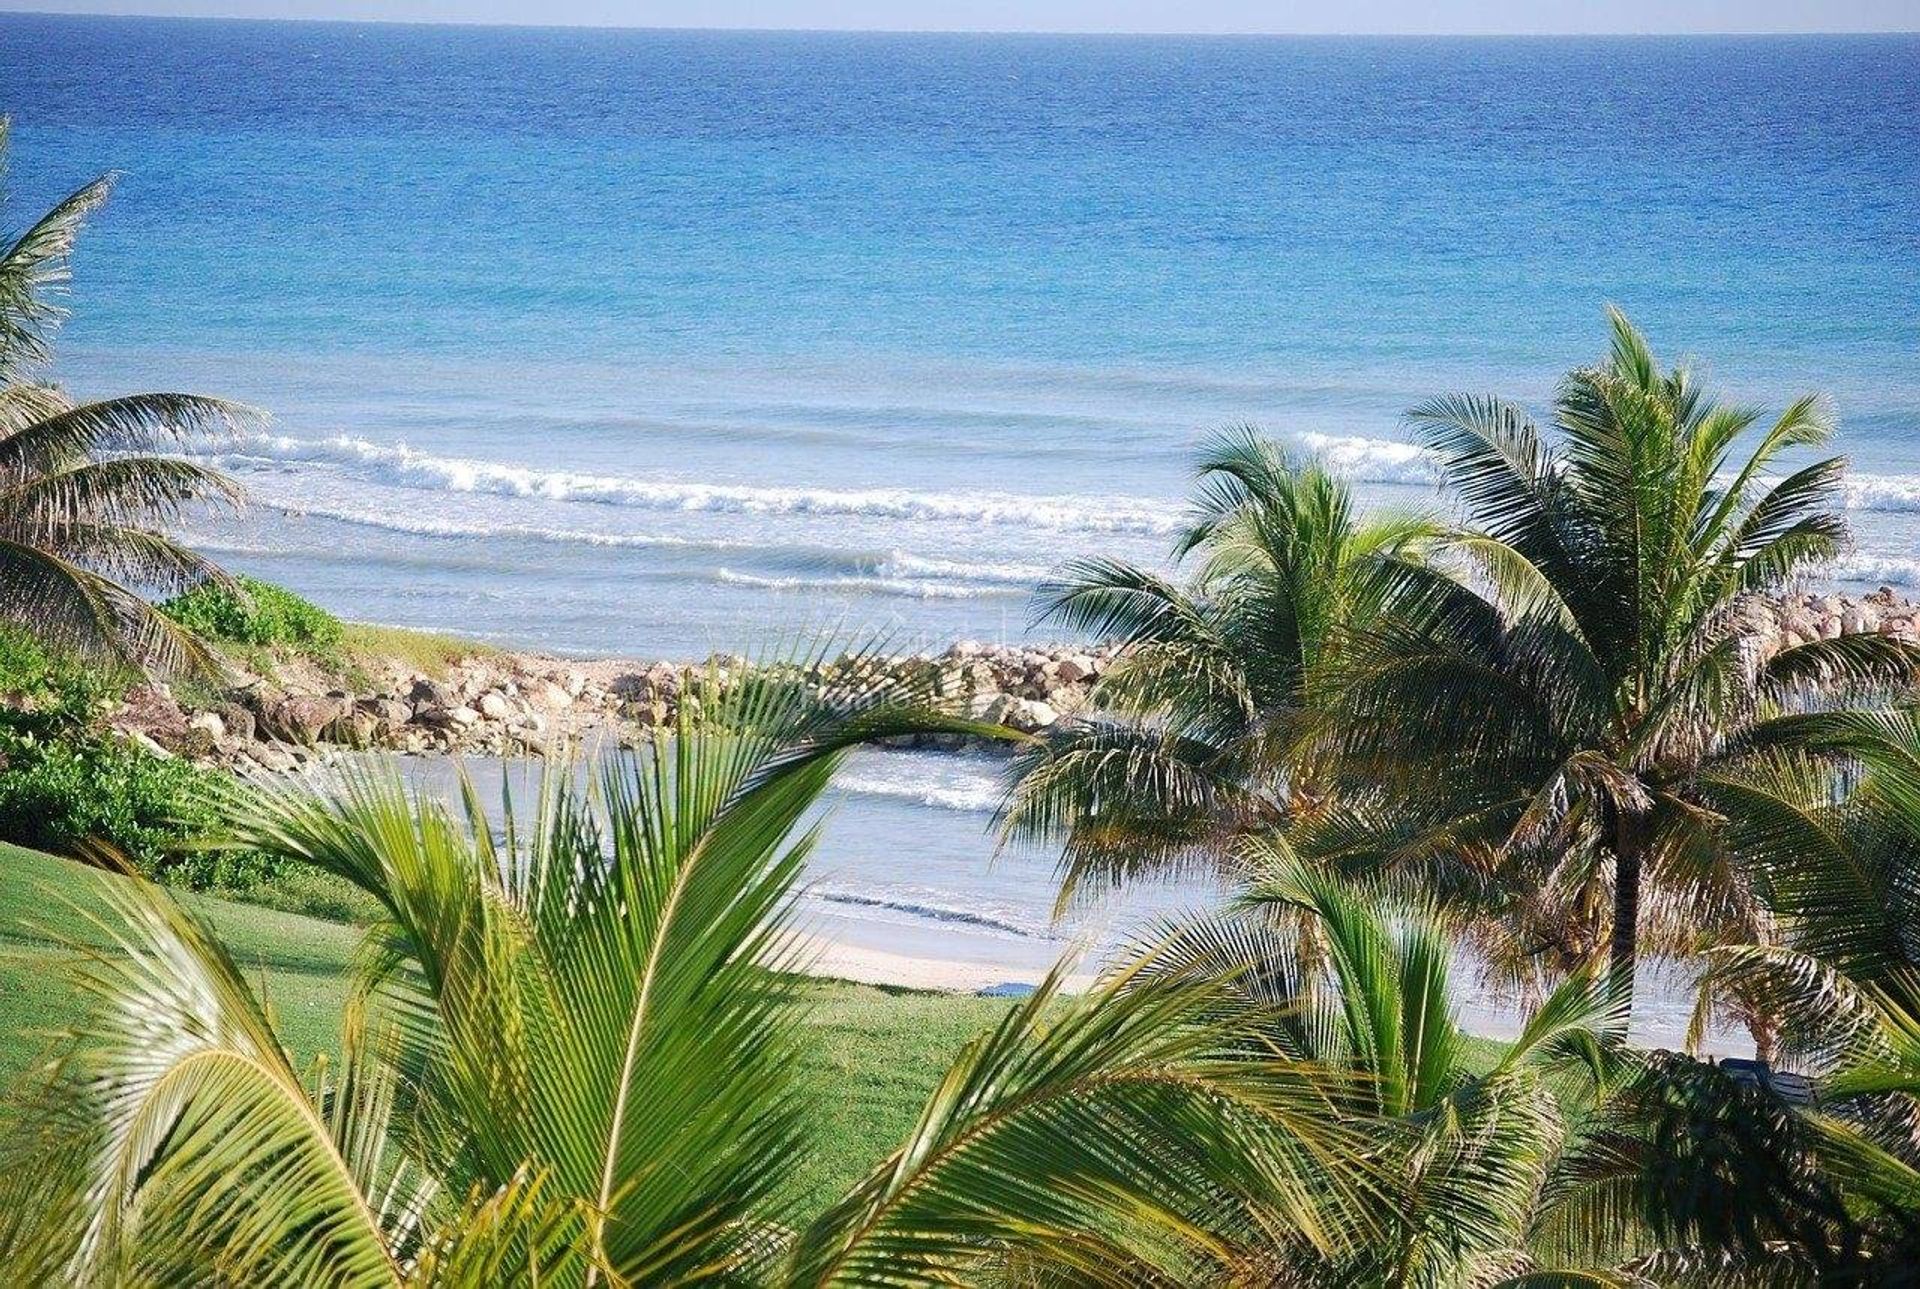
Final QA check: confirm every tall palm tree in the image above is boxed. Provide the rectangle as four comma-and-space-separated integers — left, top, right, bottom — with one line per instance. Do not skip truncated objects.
1000, 427, 1434, 908
1559, 710, 1920, 1283
0, 659, 1374, 1284
1319, 309, 1916, 1005
0, 117, 251, 673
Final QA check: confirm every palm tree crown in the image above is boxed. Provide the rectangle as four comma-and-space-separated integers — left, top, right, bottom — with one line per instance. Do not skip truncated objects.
0, 117, 251, 673
1001, 426, 1433, 907
1320, 308, 1917, 1004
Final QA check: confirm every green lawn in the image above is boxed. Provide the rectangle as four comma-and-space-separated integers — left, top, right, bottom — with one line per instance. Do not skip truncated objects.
0, 840, 1515, 1214
0, 841, 1016, 1209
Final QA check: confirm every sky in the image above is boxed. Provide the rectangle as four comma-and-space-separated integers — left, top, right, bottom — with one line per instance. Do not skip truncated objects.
1, 0, 1916, 34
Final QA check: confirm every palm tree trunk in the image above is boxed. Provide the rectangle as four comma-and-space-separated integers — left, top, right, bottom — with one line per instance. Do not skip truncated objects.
1611, 811, 1644, 1010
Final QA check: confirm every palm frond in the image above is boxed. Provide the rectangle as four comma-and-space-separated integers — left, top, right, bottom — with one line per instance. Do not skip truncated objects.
0, 538, 221, 673
0, 158, 113, 378
33, 880, 409, 1286
788, 956, 1377, 1285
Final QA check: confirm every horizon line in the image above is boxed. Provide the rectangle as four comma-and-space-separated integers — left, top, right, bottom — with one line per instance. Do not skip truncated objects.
1, 8, 1914, 38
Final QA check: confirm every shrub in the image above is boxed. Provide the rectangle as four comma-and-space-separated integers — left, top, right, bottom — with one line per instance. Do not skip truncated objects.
0, 624, 123, 733
160, 575, 344, 654
0, 728, 281, 891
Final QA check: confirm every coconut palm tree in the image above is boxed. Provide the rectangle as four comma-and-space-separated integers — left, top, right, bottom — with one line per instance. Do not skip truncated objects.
1318, 309, 1917, 1007
1545, 705, 1920, 1281
1000, 427, 1434, 909
1128, 860, 1642, 1285
0, 660, 1374, 1285
0, 117, 251, 673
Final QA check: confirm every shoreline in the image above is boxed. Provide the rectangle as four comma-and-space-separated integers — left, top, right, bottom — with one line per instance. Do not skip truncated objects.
70, 583, 1920, 1041
109, 637, 1123, 773
103, 582, 1920, 777
793, 930, 1096, 996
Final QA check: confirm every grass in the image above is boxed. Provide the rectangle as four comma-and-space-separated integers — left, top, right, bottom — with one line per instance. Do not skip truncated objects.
336, 621, 499, 682
0, 840, 1013, 1208
0, 841, 1517, 1211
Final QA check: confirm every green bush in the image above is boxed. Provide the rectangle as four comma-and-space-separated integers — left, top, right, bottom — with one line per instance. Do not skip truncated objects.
0, 728, 282, 892
160, 575, 344, 654
0, 624, 123, 733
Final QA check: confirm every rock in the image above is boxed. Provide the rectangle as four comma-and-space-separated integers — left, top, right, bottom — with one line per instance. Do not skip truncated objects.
563, 670, 587, 698
114, 683, 191, 744
1054, 654, 1098, 684
408, 677, 456, 709
1047, 684, 1090, 714
536, 680, 574, 710
1018, 700, 1059, 731
448, 705, 482, 728
127, 730, 174, 759
478, 691, 514, 721
248, 743, 298, 773
218, 702, 256, 743
262, 694, 348, 745
358, 696, 413, 727
189, 710, 227, 740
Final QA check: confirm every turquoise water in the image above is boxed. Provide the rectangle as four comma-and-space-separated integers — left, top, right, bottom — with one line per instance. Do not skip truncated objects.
3, 16, 1916, 657
2, 18, 1913, 1017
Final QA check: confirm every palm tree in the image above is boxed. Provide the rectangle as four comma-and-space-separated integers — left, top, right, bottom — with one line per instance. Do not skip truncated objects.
1582, 705, 1920, 1280
0, 117, 251, 673
1318, 309, 1917, 1006
1130, 861, 1637, 1285
0, 659, 1373, 1284
1000, 427, 1434, 908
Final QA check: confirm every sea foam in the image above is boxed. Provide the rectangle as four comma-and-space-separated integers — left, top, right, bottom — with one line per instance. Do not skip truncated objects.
214, 433, 1187, 535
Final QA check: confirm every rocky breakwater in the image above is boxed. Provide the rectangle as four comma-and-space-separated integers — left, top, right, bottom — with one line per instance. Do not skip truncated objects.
103, 640, 1124, 772
1737, 585, 1920, 655
102, 586, 1919, 774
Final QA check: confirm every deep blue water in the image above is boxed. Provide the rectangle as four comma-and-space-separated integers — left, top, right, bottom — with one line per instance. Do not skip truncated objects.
2, 17, 1915, 657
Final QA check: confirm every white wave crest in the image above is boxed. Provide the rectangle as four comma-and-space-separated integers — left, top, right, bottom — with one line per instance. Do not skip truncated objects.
806, 889, 1042, 939
714, 568, 1020, 601
833, 769, 1005, 813
1844, 475, 1920, 513
1823, 554, 1920, 587
214, 433, 1183, 534
874, 551, 1050, 586
266, 502, 751, 551
1293, 431, 1435, 484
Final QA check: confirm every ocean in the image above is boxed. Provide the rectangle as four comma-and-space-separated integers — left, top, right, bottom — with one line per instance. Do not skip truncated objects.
2, 16, 1914, 1034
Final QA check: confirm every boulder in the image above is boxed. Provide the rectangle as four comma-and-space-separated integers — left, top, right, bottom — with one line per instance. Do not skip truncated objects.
408, 677, 457, 709
536, 680, 574, 709
247, 743, 298, 773
188, 710, 227, 740
358, 696, 413, 727
1053, 655, 1098, 684
478, 690, 514, 721
262, 694, 349, 745
127, 730, 174, 760
217, 702, 256, 743
1017, 700, 1059, 731
114, 684, 191, 745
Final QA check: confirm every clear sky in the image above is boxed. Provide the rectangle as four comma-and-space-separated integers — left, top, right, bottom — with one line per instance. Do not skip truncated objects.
1, 0, 1915, 34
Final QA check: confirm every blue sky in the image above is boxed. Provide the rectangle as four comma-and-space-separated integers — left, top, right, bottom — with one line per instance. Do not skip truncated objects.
2, 0, 1916, 33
